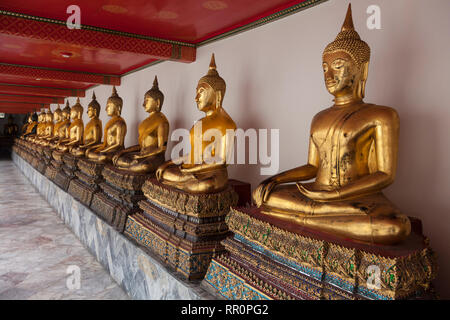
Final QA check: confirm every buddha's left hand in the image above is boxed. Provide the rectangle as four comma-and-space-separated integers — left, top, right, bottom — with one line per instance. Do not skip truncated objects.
296, 183, 340, 201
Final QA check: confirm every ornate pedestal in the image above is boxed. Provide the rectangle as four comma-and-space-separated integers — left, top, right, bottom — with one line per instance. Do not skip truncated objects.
124, 179, 250, 280
90, 165, 148, 232
43, 148, 59, 181
68, 158, 104, 208
203, 207, 438, 300
51, 153, 79, 191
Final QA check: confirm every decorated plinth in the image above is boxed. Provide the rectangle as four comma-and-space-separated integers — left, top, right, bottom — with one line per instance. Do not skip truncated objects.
44, 156, 60, 181
124, 178, 250, 280
90, 165, 149, 232
26, 144, 45, 173
12, 139, 26, 158
67, 158, 104, 208
202, 207, 438, 300
50, 153, 78, 191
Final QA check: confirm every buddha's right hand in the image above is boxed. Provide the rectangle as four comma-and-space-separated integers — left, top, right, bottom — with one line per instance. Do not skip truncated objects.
253, 177, 277, 207
156, 162, 170, 181
112, 152, 121, 165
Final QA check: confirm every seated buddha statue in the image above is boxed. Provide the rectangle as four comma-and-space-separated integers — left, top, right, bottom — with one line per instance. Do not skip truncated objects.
27, 112, 45, 143
252, 5, 411, 245
85, 86, 127, 163
41, 105, 63, 148
48, 102, 71, 149
36, 109, 54, 145
22, 112, 38, 138
112, 76, 169, 173
53, 98, 84, 156
70, 92, 103, 157
156, 54, 236, 193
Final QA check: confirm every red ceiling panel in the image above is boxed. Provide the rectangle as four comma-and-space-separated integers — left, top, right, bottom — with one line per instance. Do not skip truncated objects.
0, 0, 322, 102
0, 84, 85, 97
0, 94, 65, 104
0, 0, 309, 43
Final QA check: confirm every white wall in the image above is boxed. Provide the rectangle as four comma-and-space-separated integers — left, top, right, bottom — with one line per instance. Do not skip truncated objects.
59, 0, 450, 297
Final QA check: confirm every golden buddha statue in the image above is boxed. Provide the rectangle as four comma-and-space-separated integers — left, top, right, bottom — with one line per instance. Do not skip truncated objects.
27, 112, 45, 143
252, 4, 411, 245
112, 76, 169, 173
70, 92, 103, 157
35, 108, 54, 145
156, 54, 236, 193
53, 98, 84, 156
22, 112, 38, 137
85, 86, 127, 163
48, 102, 71, 149
41, 105, 63, 147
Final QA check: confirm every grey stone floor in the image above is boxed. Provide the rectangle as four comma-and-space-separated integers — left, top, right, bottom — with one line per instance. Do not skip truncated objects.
0, 159, 129, 300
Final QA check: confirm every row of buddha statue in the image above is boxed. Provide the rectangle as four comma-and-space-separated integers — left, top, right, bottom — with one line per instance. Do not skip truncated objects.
19, 4, 411, 247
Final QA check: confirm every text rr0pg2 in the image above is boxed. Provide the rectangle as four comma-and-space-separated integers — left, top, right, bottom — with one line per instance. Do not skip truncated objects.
224, 304, 269, 315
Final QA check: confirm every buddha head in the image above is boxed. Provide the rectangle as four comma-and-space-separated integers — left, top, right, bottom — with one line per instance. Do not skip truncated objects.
62, 100, 71, 120
70, 98, 84, 120
53, 105, 62, 122
87, 92, 101, 119
106, 86, 123, 116
322, 4, 370, 102
196, 53, 226, 112
38, 112, 44, 123
45, 108, 53, 123
143, 76, 164, 113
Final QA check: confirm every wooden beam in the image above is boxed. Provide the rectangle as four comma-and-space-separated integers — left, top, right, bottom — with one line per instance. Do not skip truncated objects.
0, 63, 121, 86
0, 84, 84, 97
0, 94, 64, 104
0, 13, 196, 63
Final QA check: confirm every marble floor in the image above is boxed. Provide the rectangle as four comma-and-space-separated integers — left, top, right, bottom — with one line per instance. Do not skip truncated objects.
0, 159, 129, 300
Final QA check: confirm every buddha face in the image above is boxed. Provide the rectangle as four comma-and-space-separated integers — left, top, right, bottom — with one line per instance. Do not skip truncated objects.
323, 51, 360, 96
195, 83, 216, 112
87, 106, 97, 119
28, 116, 33, 124
143, 96, 159, 113
62, 111, 70, 120
46, 114, 52, 122
106, 101, 120, 116
54, 112, 61, 122
70, 109, 79, 120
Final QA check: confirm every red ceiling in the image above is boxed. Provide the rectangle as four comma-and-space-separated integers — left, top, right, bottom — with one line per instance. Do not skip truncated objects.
0, 0, 319, 114
0, 34, 158, 75
0, 0, 309, 43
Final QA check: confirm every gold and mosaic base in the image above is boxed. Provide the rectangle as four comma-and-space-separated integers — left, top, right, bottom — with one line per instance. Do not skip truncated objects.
142, 178, 239, 218
124, 213, 226, 280
124, 179, 241, 280
44, 164, 58, 181
68, 178, 98, 208
66, 159, 105, 208
203, 207, 438, 300
102, 165, 150, 192
90, 165, 151, 232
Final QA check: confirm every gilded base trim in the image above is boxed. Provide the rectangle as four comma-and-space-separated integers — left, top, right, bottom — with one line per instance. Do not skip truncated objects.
142, 178, 238, 218
124, 213, 225, 280
222, 207, 438, 300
